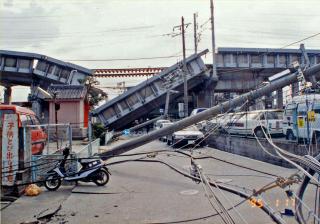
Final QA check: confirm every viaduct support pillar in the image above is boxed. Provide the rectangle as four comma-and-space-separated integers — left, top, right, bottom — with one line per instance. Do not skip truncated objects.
4, 86, 12, 104
276, 89, 283, 109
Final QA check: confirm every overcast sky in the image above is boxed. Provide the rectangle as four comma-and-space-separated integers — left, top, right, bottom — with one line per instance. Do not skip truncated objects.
1, 0, 320, 101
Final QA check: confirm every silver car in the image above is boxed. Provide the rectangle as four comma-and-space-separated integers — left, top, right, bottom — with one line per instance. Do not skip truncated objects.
167, 125, 205, 148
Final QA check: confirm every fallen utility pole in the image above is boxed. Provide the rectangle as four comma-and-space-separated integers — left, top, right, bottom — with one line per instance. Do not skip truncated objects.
113, 115, 165, 139
100, 63, 320, 159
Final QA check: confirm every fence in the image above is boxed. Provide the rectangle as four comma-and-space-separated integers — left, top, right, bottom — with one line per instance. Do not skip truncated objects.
105, 131, 114, 145
31, 153, 78, 182
76, 138, 100, 158
30, 138, 100, 182
24, 123, 72, 155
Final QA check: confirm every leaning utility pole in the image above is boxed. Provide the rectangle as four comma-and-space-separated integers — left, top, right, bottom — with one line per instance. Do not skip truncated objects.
181, 16, 188, 117
193, 13, 198, 54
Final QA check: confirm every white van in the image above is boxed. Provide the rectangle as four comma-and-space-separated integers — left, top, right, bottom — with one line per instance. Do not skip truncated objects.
283, 93, 320, 143
217, 110, 284, 137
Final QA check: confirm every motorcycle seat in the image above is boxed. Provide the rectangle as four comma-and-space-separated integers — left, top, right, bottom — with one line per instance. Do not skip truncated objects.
78, 159, 101, 166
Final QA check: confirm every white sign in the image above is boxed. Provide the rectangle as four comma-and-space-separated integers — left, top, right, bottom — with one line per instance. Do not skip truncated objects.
2, 114, 19, 186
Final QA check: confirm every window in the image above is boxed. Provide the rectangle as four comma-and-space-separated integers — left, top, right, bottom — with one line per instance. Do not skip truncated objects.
54, 67, 61, 77
19, 59, 31, 68
48, 64, 54, 74
238, 54, 248, 64
267, 55, 275, 64
251, 54, 262, 64
266, 111, 282, 120
60, 69, 70, 79
20, 114, 32, 126
278, 55, 286, 64
36, 61, 47, 72
139, 86, 154, 99
5, 58, 17, 67
297, 104, 307, 116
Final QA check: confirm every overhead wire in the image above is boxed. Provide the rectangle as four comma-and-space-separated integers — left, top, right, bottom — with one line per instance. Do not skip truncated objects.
257, 119, 320, 185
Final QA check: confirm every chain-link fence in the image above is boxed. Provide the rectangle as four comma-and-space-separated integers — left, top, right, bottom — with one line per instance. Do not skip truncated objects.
31, 153, 78, 183
76, 138, 100, 158
24, 123, 72, 155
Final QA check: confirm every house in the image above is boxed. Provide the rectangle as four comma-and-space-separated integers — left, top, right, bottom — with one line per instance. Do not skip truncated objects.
45, 85, 89, 139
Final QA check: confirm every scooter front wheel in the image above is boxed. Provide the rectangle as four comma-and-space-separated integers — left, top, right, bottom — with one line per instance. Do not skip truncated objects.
44, 174, 61, 191
93, 169, 109, 186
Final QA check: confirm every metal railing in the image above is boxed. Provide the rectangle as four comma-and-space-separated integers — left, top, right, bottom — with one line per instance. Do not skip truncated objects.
76, 138, 100, 158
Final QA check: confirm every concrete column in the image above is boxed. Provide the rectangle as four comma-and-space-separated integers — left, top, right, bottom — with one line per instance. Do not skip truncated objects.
197, 91, 207, 108
276, 89, 283, 109
291, 82, 299, 97
264, 94, 273, 109
32, 101, 42, 118
4, 86, 12, 104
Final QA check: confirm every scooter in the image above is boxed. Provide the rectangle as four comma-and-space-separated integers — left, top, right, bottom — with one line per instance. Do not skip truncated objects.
44, 147, 110, 191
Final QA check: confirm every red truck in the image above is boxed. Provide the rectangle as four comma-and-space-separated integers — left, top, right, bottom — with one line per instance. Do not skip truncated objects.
0, 105, 47, 155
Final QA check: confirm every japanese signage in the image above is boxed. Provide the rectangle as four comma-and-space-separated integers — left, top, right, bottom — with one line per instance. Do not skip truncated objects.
2, 114, 19, 186
298, 117, 304, 128
308, 111, 316, 122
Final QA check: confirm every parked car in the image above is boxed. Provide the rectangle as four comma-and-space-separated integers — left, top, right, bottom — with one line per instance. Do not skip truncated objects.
0, 105, 47, 155
167, 125, 205, 148
158, 122, 174, 142
283, 93, 320, 143
213, 109, 283, 137
154, 119, 171, 130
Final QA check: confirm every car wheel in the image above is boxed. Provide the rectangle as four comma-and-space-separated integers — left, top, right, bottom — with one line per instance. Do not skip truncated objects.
286, 130, 295, 141
254, 128, 266, 138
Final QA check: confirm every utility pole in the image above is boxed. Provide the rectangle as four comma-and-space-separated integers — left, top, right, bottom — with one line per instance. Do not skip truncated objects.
193, 13, 198, 54
181, 16, 188, 117
210, 0, 217, 107
210, 0, 217, 78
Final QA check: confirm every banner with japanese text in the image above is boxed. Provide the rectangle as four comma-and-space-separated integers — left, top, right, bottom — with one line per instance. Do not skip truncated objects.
2, 114, 19, 186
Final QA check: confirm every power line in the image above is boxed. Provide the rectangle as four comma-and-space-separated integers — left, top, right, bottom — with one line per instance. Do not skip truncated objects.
64, 53, 183, 62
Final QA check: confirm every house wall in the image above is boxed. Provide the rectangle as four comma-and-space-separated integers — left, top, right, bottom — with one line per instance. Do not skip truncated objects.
49, 101, 80, 126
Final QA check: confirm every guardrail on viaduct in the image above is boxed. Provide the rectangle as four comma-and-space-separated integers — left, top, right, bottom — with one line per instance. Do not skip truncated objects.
0, 50, 92, 88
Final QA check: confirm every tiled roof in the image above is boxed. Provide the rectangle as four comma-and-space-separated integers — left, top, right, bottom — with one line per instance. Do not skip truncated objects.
46, 85, 87, 100
94, 67, 165, 77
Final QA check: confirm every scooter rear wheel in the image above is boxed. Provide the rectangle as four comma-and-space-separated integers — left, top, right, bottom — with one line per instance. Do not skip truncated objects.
93, 169, 109, 186
44, 174, 61, 191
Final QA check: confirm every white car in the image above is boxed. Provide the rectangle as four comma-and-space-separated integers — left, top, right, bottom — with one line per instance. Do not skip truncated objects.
222, 110, 284, 137
158, 122, 174, 141
167, 125, 205, 148
154, 119, 171, 130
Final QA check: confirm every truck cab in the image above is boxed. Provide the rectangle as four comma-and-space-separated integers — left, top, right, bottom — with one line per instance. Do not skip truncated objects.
283, 94, 320, 143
